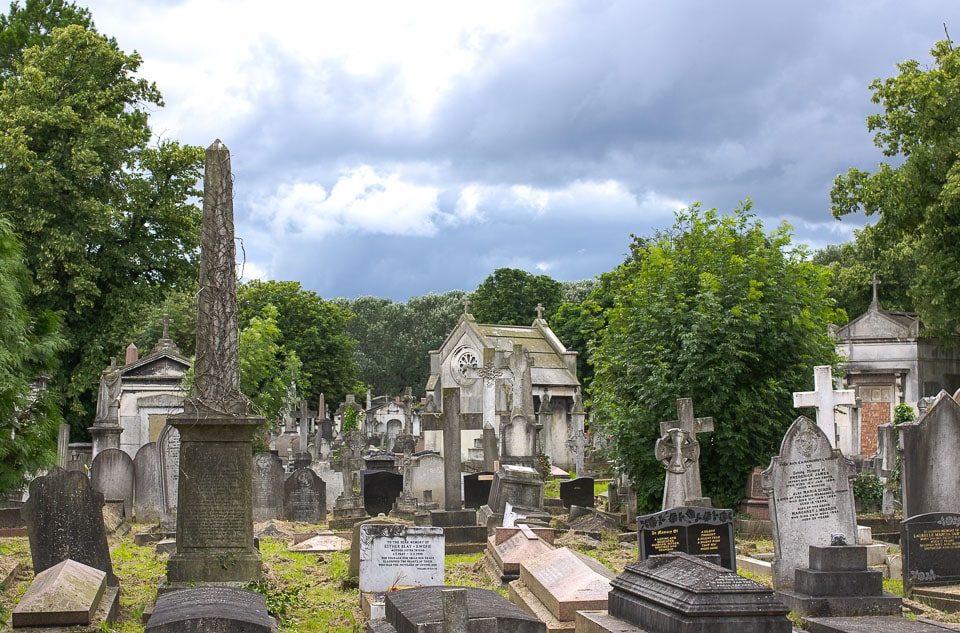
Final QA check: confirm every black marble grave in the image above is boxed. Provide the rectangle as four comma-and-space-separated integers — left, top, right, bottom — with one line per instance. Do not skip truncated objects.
638, 506, 736, 571
145, 586, 273, 632
361, 470, 403, 517
559, 476, 595, 508
902, 512, 960, 594
606, 552, 790, 633
463, 472, 494, 510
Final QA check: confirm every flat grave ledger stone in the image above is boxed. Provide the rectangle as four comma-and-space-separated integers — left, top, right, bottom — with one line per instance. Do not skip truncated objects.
761, 415, 858, 589
358, 524, 444, 593
133, 443, 162, 523
899, 391, 960, 518
289, 531, 350, 552
513, 546, 615, 622
145, 585, 274, 633
559, 476, 595, 508
252, 452, 285, 522
487, 525, 555, 580
21, 467, 118, 586
283, 467, 326, 522
901, 512, 960, 593
601, 552, 791, 633
362, 470, 403, 517
637, 506, 736, 571
377, 585, 545, 633
89, 448, 135, 518
463, 471, 494, 510
11, 559, 118, 628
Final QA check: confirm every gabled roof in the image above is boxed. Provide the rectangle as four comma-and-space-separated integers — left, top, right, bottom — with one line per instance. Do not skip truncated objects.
119, 340, 190, 381
836, 287, 921, 342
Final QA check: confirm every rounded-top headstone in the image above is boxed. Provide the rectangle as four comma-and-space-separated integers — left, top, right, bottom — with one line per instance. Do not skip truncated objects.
145, 585, 273, 632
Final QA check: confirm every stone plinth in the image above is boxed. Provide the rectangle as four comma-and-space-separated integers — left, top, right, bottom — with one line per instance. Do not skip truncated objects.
12, 560, 116, 628
509, 546, 614, 626
165, 403, 263, 584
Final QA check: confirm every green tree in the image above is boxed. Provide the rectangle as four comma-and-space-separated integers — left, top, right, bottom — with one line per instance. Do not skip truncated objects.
340, 290, 465, 397
239, 304, 301, 427
831, 38, 960, 334
0, 22, 203, 436
591, 203, 840, 510
0, 0, 92, 83
238, 280, 358, 407
470, 268, 562, 325
0, 216, 65, 494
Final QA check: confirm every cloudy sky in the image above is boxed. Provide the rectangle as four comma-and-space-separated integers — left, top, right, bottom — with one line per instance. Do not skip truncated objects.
81, 1, 955, 301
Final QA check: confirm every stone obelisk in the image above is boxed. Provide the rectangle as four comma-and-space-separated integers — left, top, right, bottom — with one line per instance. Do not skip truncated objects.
166, 140, 264, 584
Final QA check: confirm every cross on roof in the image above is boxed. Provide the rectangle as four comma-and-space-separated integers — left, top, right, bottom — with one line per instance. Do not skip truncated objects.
463, 297, 472, 315
659, 398, 714, 438
793, 365, 856, 449
869, 273, 881, 307
160, 313, 171, 339
535, 303, 544, 320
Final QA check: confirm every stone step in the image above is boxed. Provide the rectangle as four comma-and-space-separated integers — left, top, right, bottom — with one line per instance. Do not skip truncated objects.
913, 585, 960, 613
805, 615, 960, 633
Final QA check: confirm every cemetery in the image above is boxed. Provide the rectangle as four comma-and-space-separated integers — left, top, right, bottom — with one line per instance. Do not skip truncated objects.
4, 24, 960, 631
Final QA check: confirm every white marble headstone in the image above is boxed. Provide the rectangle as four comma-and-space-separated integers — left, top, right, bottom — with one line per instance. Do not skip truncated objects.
358, 524, 444, 593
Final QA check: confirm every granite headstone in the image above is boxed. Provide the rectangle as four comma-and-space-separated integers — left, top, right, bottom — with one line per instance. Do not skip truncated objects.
252, 452, 284, 522
559, 476, 595, 509
637, 505, 736, 570
362, 470, 403, 517
283, 467, 326, 523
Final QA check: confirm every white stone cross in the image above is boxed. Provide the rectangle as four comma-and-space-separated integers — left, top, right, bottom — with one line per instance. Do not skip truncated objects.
793, 365, 856, 449
566, 427, 589, 476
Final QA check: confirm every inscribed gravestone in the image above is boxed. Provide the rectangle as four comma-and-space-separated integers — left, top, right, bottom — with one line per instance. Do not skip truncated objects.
901, 512, 960, 594
133, 442, 162, 523
358, 524, 445, 592
156, 423, 180, 520
283, 467, 326, 522
410, 452, 445, 508
89, 447, 135, 518
559, 476, 595, 509
22, 467, 117, 586
899, 391, 960, 519
637, 506, 736, 571
362, 470, 403, 517
252, 452, 284, 522
761, 415, 858, 589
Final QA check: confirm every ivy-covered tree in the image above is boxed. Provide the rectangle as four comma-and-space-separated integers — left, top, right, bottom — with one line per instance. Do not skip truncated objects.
470, 268, 562, 325
0, 216, 65, 494
831, 38, 960, 334
0, 20, 203, 436
591, 203, 841, 510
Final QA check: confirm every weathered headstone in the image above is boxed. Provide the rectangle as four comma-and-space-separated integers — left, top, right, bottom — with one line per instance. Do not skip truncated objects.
901, 512, 960, 594
580, 552, 790, 633
145, 586, 274, 633
156, 423, 180, 522
410, 452, 445, 509
21, 467, 117, 586
899, 391, 960, 519
761, 415, 858, 589
482, 422, 499, 472
559, 476, 595, 509
165, 140, 263, 584
283, 467, 326, 523
133, 442, 162, 523
12, 559, 119, 628
56, 423, 70, 469
738, 465, 770, 521
509, 546, 614, 626
637, 505, 736, 570
252, 452, 284, 522
485, 464, 544, 515
330, 428, 369, 529
566, 427, 589, 477
362, 470, 403, 517
374, 585, 545, 633
656, 398, 713, 509
89, 447, 135, 520
793, 365, 856, 449
311, 461, 343, 510
358, 524, 444, 592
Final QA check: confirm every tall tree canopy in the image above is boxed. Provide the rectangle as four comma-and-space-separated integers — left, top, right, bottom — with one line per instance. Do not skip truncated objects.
238, 280, 359, 408
239, 303, 302, 427
339, 290, 465, 398
0, 19, 204, 435
470, 268, 562, 326
0, 215, 64, 494
831, 38, 960, 334
591, 203, 841, 510
0, 0, 92, 82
